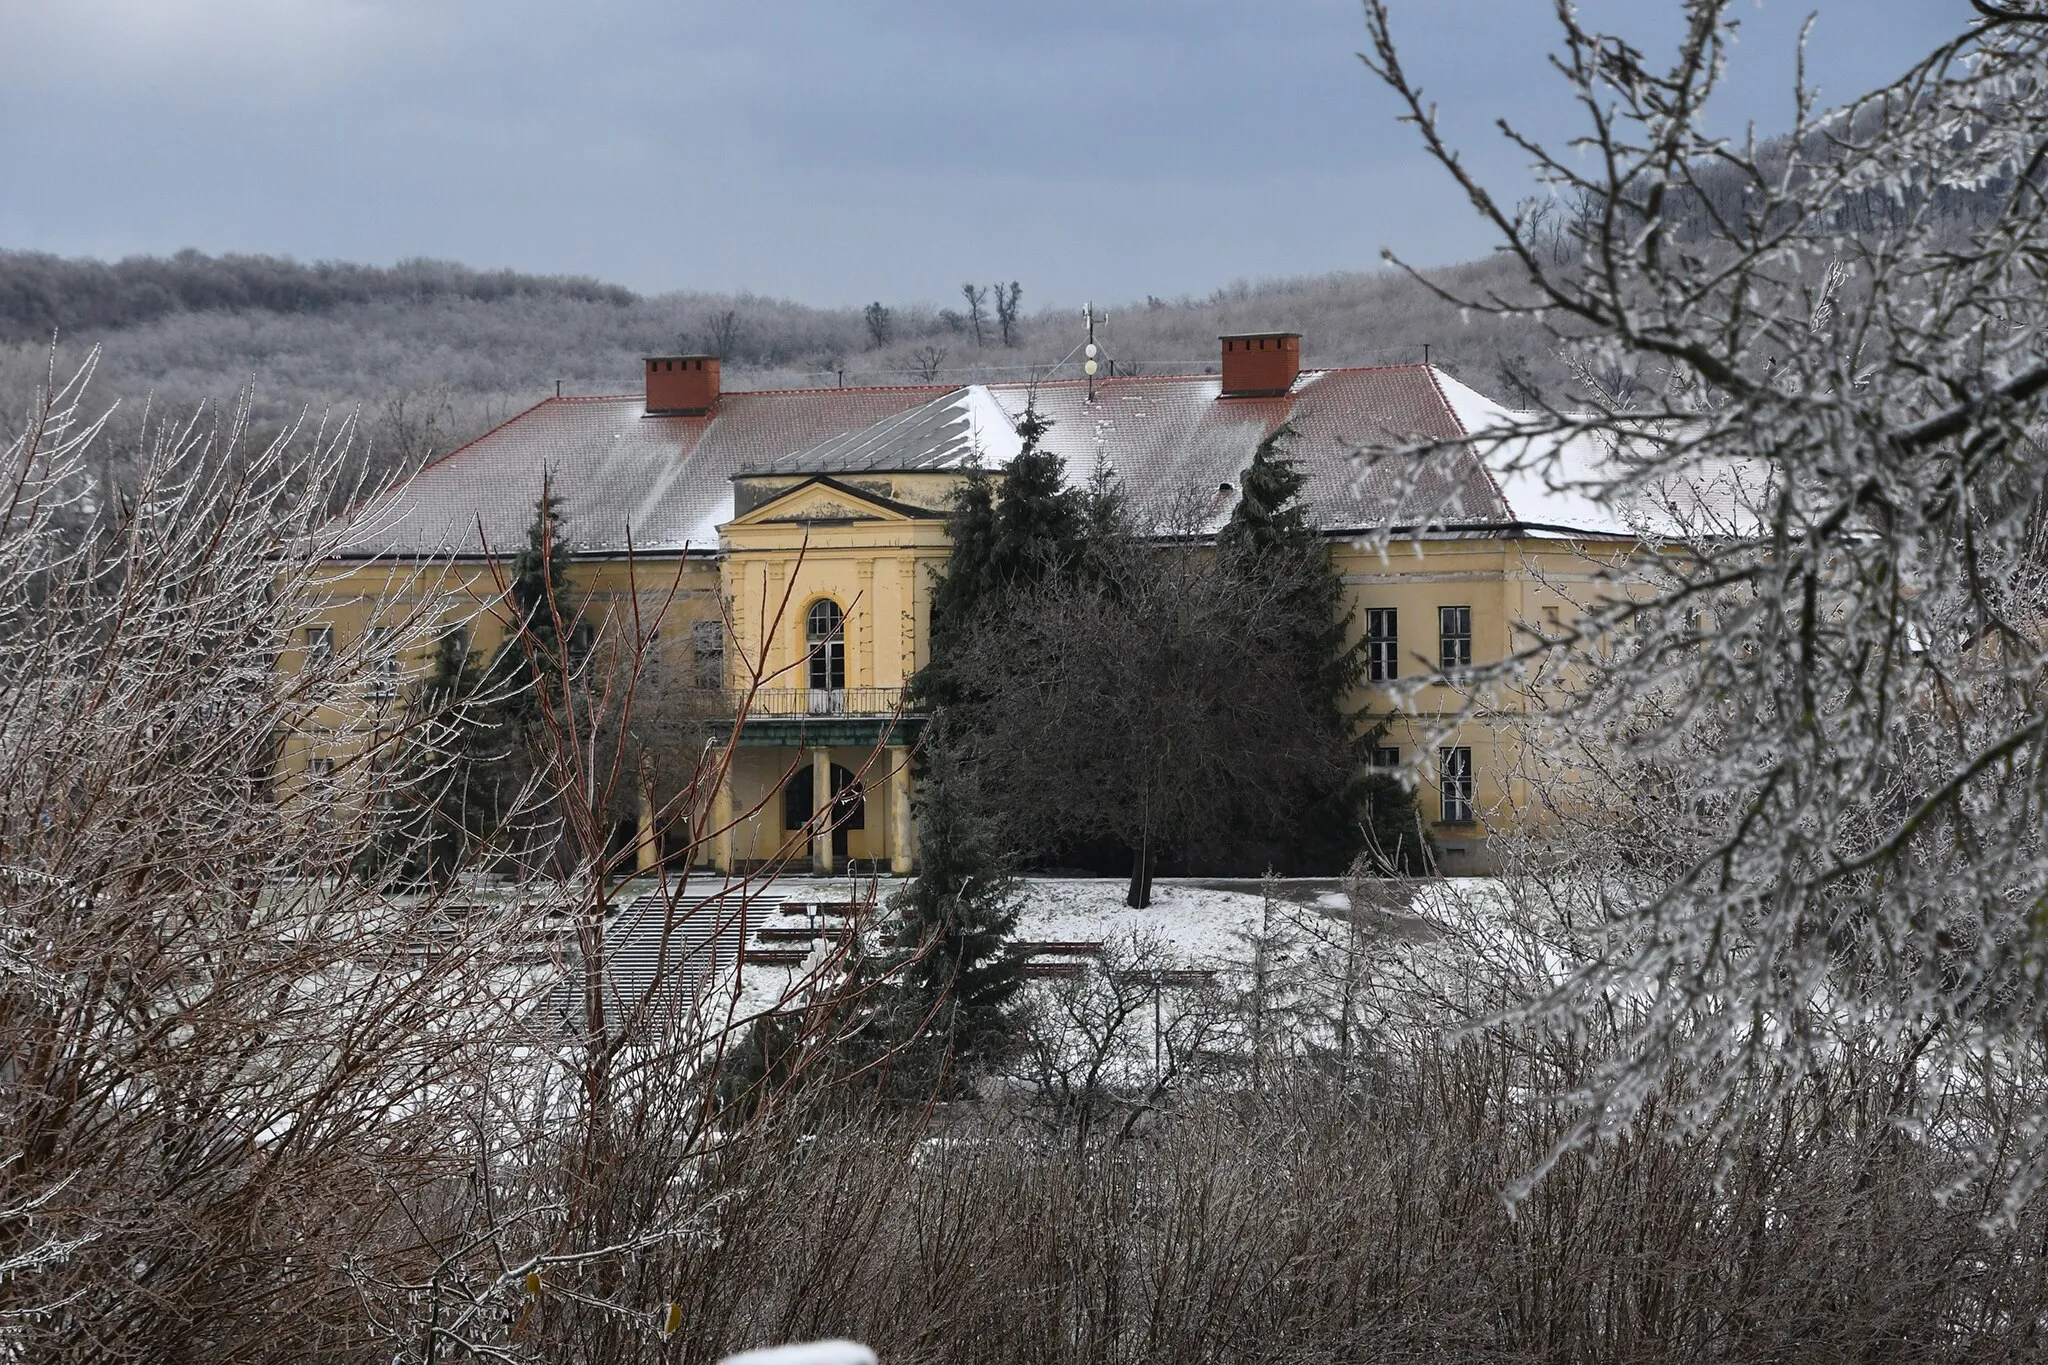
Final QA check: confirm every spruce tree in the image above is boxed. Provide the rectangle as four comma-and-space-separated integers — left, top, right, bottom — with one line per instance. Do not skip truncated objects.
883, 748, 1025, 1090
490, 484, 576, 720
915, 468, 997, 714
1220, 422, 1357, 709
484, 486, 587, 872
914, 406, 1087, 716
1221, 424, 1431, 872
985, 408, 1083, 588
359, 629, 505, 888
893, 410, 1078, 1083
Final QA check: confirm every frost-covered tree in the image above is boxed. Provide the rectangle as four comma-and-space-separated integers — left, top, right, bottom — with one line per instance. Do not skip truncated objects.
0, 356, 903, 1359
1362, 0, 2048, 1202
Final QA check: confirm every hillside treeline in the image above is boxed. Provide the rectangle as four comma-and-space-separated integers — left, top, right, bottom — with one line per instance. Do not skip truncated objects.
0, 249, 635, 343
0, 113, 2004, 496
0, 246, 1581, 498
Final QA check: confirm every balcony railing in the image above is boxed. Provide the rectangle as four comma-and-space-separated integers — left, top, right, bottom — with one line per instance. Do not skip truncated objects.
737, 687, 912, 718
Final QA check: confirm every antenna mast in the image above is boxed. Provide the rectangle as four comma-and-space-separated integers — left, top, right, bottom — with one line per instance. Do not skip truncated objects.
1082, 302, 1105, 401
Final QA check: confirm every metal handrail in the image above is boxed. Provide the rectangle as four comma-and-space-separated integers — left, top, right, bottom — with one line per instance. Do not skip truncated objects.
737, 686, 911, 718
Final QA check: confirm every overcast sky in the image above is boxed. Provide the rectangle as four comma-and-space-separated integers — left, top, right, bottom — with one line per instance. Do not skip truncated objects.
0, 1, 1980, 309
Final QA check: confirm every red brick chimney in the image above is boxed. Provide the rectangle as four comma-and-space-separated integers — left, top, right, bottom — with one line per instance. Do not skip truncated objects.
644, 355, 720, 415
1218, 332, 1301, 398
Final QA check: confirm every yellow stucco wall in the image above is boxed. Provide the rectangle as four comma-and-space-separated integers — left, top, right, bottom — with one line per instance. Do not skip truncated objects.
1332, 534, 1636, 870
281, 554, 721, 779
286, 477, 1645, 874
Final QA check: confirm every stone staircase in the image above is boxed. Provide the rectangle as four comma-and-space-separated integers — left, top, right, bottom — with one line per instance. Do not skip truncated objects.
552, 890, 776, 1035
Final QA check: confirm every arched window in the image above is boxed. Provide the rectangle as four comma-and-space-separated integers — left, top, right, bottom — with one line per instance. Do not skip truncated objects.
806, 599, 845, 693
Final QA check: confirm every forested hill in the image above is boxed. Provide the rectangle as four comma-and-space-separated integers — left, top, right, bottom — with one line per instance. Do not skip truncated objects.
0, 244, 1585, 490
0, 250, 634, 343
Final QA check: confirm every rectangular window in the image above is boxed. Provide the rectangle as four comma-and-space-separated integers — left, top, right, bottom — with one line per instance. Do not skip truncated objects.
304, 756, 334, 781
1373, 745, 1400, 769
690, 618, 726, 690
1439, 746, 1474, 824
365, 627, 399, 700
1439, 605, 1472, 674
1366, 608, 1398, 682
567, 621, 596, 672
303, 624, 334, 667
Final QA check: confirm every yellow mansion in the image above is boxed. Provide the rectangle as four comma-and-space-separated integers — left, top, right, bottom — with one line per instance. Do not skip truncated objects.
290, 335, 1635, 877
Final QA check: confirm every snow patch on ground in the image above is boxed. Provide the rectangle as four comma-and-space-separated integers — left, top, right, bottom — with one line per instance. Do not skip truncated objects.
718, 1341, 876, 1365
1013, 878, 1269, 961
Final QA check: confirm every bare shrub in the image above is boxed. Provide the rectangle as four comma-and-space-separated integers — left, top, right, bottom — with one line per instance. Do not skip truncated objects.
610, 1039, 2048, 1364
0, 356, 895, 1360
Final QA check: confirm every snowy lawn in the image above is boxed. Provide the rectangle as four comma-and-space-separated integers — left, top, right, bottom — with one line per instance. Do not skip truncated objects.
631, 872, 1475, 967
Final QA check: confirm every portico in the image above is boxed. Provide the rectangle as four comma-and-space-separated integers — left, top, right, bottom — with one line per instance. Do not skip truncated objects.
710, 470, 949, 876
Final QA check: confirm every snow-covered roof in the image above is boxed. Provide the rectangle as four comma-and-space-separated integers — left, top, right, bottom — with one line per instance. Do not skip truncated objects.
339, 385, 953, 557
743, 366, 1513, 535
1434, 371, 1770, 541
741, 385, 1025, 475
333, 365, 1528, 557
336, 362, 1788, 557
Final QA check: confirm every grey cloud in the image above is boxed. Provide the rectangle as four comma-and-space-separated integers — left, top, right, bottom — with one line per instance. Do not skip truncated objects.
0, 0, 1986, 304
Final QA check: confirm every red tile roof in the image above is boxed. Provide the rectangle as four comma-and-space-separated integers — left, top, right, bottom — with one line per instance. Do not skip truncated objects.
338, 365, 1512, 557
343, 385, 949, 557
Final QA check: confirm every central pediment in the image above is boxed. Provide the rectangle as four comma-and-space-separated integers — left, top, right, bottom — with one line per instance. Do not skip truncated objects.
722, 475, 947, 533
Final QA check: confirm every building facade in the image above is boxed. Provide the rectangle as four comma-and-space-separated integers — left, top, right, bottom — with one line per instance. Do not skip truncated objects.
297, 335, 1635, 876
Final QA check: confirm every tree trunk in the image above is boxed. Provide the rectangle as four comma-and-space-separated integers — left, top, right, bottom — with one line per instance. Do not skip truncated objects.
1126, 834, 1153, 908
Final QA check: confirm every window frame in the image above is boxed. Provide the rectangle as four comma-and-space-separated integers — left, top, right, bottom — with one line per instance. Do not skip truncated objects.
1366, 607, 1399, 683
365, 626, 399, 700
1439, 745, 1474, 825
1438, 605, 1472, 675
689, 618, 726, 690
805, 598, 847, 693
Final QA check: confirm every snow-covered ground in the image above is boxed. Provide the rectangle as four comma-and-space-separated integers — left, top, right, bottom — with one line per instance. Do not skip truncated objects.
670, 873, 1372, 961
568, 871, 1529, 1034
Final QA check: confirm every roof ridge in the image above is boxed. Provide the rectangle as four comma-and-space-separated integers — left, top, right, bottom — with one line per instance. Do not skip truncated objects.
1421, 364, 1466, 437
1422, 364, 1517, 519
549, 366, 1441, 404
727, 381, 959, 398
551, 383, 962, 403
971, 362, 1438, 392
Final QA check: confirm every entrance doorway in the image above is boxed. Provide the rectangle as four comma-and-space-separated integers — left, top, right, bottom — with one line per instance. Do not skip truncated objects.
783, 761, 865, 860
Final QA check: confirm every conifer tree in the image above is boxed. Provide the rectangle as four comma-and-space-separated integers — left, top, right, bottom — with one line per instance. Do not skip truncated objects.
915, 406, 1084, 715
1220, 422, 1357, 707
482, 485, 589, 872
358, 628, 507, 888
891, 407, 1074, 1081
916, 469, 996, 714
1221, 424, 1428, 872
882, 749, 1025, 1089
986, 408, 1083, 588
491, 483, 575, 718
